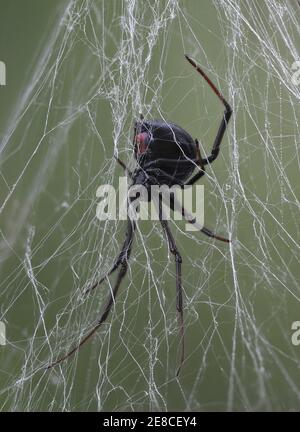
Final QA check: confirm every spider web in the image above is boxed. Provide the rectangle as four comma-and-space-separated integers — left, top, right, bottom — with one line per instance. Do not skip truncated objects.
0, 0, 300, 411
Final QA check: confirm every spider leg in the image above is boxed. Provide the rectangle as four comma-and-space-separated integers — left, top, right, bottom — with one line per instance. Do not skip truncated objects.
46, 257, 131, 369
185, 54, 232, 165
84, 217, 136, 295
114, 155, 133, 179
168, 193, 230, 243
155, 197, 185, 376
185, 170, 205, 186
185, 139, 206, 185
46, 218, 136, 369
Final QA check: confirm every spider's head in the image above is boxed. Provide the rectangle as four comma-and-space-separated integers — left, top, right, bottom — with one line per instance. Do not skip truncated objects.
135, 132, 150, 156
133, 116, 153, 160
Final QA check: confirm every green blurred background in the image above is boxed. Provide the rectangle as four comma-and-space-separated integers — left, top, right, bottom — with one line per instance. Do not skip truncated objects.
0, 0, 300, 411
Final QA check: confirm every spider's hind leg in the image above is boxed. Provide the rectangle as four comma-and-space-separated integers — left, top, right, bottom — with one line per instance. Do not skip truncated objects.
154, 196, 185, 376
84, 217, 136, 295
184, 54, 232, 166
46, 231, 134, 369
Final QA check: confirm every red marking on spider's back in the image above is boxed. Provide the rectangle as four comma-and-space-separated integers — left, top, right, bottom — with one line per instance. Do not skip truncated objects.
135, 132, 149, 154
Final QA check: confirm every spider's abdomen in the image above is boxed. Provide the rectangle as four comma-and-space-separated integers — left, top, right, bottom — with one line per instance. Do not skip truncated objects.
135, 120, 197, 186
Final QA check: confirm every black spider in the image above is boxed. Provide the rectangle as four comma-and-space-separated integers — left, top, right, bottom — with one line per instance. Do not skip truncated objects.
47, 54, 232, 374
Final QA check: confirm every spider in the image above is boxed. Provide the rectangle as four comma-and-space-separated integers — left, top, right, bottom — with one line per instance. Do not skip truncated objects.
47, 54, 232, 374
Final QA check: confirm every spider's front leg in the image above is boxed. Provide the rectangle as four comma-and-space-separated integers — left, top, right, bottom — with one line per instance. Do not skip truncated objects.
114, 154, 133, 179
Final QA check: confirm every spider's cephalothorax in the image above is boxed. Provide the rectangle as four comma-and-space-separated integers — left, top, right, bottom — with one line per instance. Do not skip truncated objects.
133, 119, 197, 188
47, 54, 232, 377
